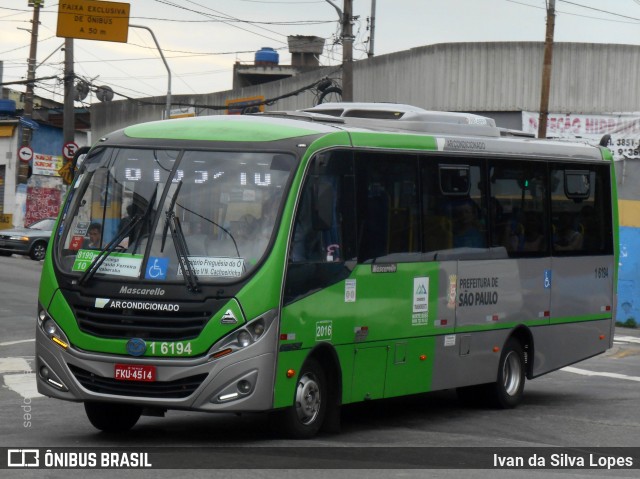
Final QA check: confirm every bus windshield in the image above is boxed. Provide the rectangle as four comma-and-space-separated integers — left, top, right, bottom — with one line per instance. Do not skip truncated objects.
56, 147, 296, 283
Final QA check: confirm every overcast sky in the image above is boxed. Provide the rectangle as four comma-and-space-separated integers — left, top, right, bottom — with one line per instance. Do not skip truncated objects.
2, 0, 640, 105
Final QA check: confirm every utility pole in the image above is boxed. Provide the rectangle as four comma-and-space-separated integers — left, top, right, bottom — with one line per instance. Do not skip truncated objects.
368, 0, 376, 58
63, 38, 74, 143
538, 0, 556, 139
342, 0, 354, 102
22, 0, 42, 148
19, 0, 43, 183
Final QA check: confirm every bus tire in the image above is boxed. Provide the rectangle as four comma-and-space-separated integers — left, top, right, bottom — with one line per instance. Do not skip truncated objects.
84, 401, 142, 433
488, 338, 526, 408
277, 358, 327, 439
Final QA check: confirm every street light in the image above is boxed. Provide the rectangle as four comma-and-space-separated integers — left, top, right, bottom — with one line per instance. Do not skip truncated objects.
130, 24, 172, 120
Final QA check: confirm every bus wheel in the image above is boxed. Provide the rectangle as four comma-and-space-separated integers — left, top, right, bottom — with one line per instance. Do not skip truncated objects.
489, 338, 526, 408
84, 402, 142, 433
279, 358, 327, 439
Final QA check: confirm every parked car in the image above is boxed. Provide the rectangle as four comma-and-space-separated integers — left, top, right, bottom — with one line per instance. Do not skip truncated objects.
0, 217, 56, 261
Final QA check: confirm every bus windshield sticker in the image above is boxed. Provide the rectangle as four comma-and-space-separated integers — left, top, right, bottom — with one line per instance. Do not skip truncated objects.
345, 279, 356, 302
72, 250, 143, 278
73, 221, 90, 235
177, 256, 244, 278
145, 257, 169, 280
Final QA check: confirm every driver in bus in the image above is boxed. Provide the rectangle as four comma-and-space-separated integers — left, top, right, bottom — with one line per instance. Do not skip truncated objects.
82, 223, 102, 249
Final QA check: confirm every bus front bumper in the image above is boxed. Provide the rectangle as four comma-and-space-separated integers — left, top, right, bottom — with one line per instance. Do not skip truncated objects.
35, 323, 279, 413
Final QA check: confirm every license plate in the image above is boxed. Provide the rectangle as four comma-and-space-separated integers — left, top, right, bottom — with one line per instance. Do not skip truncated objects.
114, 364, 156, 382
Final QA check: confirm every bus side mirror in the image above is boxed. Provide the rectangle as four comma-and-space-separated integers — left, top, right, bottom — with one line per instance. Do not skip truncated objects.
312, 180, 334, 230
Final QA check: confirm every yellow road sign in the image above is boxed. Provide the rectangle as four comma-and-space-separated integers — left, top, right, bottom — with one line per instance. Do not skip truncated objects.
58, 160, 75, 186
57, 0, 130, 43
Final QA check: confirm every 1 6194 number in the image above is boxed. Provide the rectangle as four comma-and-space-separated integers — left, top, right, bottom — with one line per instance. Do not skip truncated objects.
149, 341, 193, 356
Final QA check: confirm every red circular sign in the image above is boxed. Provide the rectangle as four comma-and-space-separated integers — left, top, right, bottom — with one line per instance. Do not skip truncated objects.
18, 146, 33, 163
63, 142, 79, 160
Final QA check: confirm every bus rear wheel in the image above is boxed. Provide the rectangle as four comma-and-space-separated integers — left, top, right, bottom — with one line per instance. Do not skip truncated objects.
276, 358, 327, 439
84, 401, 142, 433
488, 338, 525, 408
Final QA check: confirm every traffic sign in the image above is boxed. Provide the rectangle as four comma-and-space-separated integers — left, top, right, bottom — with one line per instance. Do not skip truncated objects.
57, 0, 131, 43
58, 160, 75, 186
18, 146, 33, 163
63, 141, 79, 160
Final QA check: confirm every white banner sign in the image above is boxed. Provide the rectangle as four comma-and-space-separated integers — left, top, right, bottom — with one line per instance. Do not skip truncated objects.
522, 111, 640, 161
32, 153, 63, 176
72, 250, 143, 278
178, 256, 244, 278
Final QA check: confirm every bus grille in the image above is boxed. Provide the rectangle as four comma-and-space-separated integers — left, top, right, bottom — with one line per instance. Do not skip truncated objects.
68, 364, 207, 399
73, 304, 211, 341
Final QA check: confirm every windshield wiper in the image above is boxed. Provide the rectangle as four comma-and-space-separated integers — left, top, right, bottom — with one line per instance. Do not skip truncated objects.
175, 202, 243, 264
77, 214, 144, 286
160, 181, 200, 292
167, 211, 200, 292
161, 181, 182, 254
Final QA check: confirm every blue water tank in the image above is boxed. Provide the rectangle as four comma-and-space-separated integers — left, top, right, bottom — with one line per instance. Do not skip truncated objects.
255, 47, 279, 65
0, 99, 16, 115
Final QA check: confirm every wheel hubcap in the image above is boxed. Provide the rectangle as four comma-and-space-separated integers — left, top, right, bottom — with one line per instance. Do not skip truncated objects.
295, 373, 321, 425
503, 351, 522, 396
33, 245, 45, 260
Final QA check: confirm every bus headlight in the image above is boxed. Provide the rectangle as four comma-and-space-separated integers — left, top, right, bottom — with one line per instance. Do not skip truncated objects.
37, 304, 70, 350
43, 320, 57, 335
237, 331, 252, 348
207, 309, 276, 361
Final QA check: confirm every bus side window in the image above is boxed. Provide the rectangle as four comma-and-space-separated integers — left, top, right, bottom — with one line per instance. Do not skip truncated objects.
551, 166, 612, 255
422, 159, 486, 256
489, 160, 548, 257
290, 181, 324, 262
284, 152, 355, 304
356, 153, 419, 262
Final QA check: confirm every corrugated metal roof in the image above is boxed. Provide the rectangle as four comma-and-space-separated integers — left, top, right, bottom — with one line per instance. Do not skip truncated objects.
354, 42, 640, 114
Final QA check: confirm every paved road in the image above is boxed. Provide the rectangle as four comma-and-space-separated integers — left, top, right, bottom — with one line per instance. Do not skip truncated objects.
0, 254, 639, 478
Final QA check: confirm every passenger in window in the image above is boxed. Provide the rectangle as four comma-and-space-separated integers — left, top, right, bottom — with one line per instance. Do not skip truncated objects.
83, 223, 102, 249
452, 199, 484, 248
554, 212, 583, 251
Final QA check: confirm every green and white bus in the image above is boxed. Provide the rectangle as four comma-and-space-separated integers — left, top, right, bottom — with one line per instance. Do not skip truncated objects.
36, 103, 617, 437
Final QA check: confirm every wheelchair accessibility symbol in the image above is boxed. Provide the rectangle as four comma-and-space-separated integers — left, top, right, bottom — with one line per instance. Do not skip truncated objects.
145, 257, 169, 280
544, 269, 552, 289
